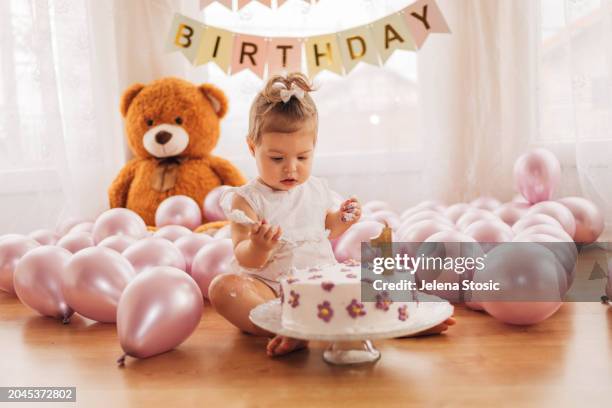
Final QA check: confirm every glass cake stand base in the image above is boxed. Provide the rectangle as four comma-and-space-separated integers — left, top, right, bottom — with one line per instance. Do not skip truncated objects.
323, 340, 380, 365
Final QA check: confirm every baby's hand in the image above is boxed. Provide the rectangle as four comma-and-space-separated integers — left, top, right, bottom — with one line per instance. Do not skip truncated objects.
340, 196, 361, 223
249, 219, 282, 252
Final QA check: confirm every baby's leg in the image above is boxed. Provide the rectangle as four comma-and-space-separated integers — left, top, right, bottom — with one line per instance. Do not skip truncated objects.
209, 273, 276, 337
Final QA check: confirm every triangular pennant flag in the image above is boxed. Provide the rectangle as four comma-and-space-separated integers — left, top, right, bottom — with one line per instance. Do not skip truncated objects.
267, 37, 302, 75
305, 34, 343, 77
217, 0, 233, 9
231, 34, 268, 78
402, 0, 450, 49
195, 26, 234, 73
371, 13, 416, 63
237, 0, 251, 10
337, 26, 380, 73
277, 0, 288, 8
257, 0, 273, 7
165, 14, 206, 63
200, 0, 214, 9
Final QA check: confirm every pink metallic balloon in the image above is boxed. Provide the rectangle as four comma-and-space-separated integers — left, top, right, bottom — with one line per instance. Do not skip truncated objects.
526, 201, 576, 238
443, 203, 472, 223
92, 208, 148, 244
14, 246, 73, 322
153, 225, 193, 242
55, 217, 90, 237
57, 232, 95, 254
368, 210, 400, 230
494, 202, 530, 226
97, 235, 136, 253
0, 234, 24, 242
117, 266, 203, 361
69, 222, 95, 234
0, 236, 40, 294
28, 229, 60, 245
174, 234, 214, 275
333, 221, 385, 263
470, 196, 502, 211
123, 237, 186, 274
362, 200, 391, 215
191, 239, 234, 299
397, 220, 454, 257
203, 185, 231, 222
512, 213, 563, 234
155, 195, 202, 230
456, 209, 499, 231
513, 148, 561, 204
214, 224, 232, 240
557, 197, 604, 244
475, 243, 563, 325
463, 220, 514, 243
63, 246, 136, 323
399, 210, 453, 232
514, 224, 572, 243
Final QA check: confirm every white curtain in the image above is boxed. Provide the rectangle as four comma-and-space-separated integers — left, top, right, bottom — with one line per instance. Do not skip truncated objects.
418, 0, 539, 203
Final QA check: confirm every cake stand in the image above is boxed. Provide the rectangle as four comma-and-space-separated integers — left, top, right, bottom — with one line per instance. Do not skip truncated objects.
249, 293, 453, 365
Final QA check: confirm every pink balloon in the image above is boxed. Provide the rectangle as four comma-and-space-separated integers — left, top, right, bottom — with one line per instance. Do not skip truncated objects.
153, 225, 193, 242
63, 246, 136, 323
69, 222, 94, 234
14, 246, 73, 322
191, 239, 234, 299
0, 236, 40, 294
334, 221, 385, 263
0, 234, 25, 242
117, 266, 203, 361
493, 202, 530, 226
368, 210, 400, 230
214, 224, 232, 240
174, 234, 214, 275
514, 224, 572, 242
28, 229, 60, 245
55, 217, 90, 237
92, 208, 147, 244
362, 200, 391, 215
443, 203, 472, 223
97, 235, 136, 253
514, 148, 561, 204
203, 185, 231, 222
155, 195, 202, 230
456, 209, 499, 231
463, 220, 514, 243
557, 197, 604, 244
526, 201, 576, 238
470, 196, 502, 211
398, 210, 453, 233
512, 213, 563, 234
123, 237, 186, 274
57, 232, 95, 254
397, 220, 454, 257
475, 243, 563, 325
417, 231, 480, 303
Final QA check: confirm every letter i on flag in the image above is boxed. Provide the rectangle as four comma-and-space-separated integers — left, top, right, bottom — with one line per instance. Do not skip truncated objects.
403, 0, 450, 49
305, 34, 343, 77
165, 14, 205, 63
231, 34, 268, 78
195, 26, 234, 73
267, 37, 302, 75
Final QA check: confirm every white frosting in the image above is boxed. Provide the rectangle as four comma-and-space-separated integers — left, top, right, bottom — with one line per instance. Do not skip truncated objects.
280, 262, 411, 335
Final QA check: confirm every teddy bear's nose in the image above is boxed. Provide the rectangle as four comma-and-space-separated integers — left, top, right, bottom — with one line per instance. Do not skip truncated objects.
155, 131, 173, 145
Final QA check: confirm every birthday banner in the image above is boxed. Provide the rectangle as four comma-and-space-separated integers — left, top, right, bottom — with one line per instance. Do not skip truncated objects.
167, 0, 450, 78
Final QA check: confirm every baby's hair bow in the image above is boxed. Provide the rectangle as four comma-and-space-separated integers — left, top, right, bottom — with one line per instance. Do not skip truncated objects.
273, 82, 305, 103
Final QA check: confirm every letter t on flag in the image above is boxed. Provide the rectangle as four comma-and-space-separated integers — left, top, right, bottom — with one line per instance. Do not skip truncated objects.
267, 38, 302, 75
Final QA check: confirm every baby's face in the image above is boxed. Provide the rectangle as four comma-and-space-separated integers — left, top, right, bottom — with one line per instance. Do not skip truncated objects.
250, 122, 316, 191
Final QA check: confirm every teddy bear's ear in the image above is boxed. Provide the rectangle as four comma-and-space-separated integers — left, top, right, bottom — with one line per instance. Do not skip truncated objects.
120, 83, 145, 117
199, 84, 228, 119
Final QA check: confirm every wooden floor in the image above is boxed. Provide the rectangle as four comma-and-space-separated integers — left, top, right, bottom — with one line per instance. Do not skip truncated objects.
1, 246, 611, 408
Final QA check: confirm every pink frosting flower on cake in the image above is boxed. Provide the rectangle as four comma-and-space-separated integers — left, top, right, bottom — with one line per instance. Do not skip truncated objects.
346, 273, 357, 279
289, 290, 300, 308
346, 299, 366, 318
317, 301, 334, 322
307, 274, 323, 280
321, 281, 335, 292
376, 292, 393, 311
286, 278, 299, 284
398, 305, 408, 321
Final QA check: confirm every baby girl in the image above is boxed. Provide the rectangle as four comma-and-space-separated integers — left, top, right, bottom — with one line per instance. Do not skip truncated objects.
208, 73, 454, 357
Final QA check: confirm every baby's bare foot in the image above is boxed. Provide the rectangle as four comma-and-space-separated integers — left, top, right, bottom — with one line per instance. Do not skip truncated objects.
266, 335, 308, 357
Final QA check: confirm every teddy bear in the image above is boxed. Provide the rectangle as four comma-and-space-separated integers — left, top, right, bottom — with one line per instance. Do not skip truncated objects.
109, 77, 246, 229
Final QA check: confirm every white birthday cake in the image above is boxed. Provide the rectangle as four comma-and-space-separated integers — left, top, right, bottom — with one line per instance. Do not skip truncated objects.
279, 261, 411, 335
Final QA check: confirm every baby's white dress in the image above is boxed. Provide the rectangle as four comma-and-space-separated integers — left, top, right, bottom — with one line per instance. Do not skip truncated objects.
220, 176, 339, 295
